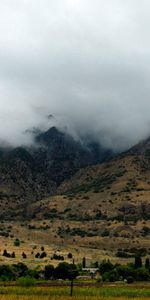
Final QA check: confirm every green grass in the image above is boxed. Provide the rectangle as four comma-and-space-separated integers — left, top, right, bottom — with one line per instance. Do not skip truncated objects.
0, 286, 150, 299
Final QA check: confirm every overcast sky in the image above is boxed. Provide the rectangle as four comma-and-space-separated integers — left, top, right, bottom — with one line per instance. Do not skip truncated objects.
0, 0, 150, 149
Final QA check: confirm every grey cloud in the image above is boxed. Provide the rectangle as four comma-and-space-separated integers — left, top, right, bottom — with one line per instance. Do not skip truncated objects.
0, 0, 150, 149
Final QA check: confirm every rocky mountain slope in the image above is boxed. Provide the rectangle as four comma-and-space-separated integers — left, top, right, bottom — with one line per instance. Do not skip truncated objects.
0, 127, 113, 219
1, 134, 150, 257
21, 143, 150, 254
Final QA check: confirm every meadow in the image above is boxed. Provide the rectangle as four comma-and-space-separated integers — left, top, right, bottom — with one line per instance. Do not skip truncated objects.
0, 285, 150, 300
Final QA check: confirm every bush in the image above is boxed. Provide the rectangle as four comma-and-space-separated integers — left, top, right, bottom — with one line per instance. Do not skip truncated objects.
116, 250, 132, 258
35, 252, 40, 258
127, 276, 134, 284
101, 229, 110, 237
117, 265, 136, 279
68, 253, 73, 259
40, 252, 47, 259
102, 269, 119, 282
3, 250, 11, 258
14, 239, 20, 247
0, 265, 14, 280
17, 276, 35, 287
0, 275, 9, 282
12, 263, 28, 278
136, 268, 150, 281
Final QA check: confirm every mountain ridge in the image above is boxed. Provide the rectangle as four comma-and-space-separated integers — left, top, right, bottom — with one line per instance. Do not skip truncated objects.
0, 126, 114, 219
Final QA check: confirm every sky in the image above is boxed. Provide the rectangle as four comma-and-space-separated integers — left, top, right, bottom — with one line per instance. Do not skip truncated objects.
0, 0, 150, 150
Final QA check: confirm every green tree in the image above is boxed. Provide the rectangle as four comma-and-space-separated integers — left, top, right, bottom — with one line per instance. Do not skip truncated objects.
82, 257, 86, 268
145, 258, 150, 270
44, 265, 55, 280
134, 255, 142, 269
54, 262, 78, 280
99, 260, 114, 275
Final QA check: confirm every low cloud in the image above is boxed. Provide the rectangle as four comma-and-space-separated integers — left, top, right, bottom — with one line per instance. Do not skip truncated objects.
0, 0, 150, 150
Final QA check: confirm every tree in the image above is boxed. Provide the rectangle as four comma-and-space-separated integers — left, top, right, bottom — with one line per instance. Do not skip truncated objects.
35, 252, 40, 258
11, 252, 15, 258
0, 265, 15, 280
40, 252, 47, 259
82, 257, 86, 268
54, 262, 78, 280
22, 252, 27, 259
136, 267, 149, 281
102, 269, 119, 282
145, 258, 150, 270
68, 253, 73, 259
99, 260, 114, 275
134, 255, 142, 269
12, 263, 28, 278
44, 265, 55, 280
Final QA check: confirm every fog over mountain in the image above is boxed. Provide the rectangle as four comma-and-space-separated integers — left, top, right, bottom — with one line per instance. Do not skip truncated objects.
0, 0, 150, 150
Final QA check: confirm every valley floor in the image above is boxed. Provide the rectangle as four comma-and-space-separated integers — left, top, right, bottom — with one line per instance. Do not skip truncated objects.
0, 284, 150, 300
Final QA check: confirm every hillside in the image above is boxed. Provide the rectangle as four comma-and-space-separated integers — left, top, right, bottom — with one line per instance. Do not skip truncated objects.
0, 127, 113, 219
0, 137, 150, 265
19, 144, 150, 258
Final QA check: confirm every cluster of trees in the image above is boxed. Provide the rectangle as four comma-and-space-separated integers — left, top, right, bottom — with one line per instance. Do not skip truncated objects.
98, 256, 150, 283
35, 252, 47, 259
1, 254, 150, 283
0, 262, 78, 281
51, 253, 64, 261
3, 250, 15, 258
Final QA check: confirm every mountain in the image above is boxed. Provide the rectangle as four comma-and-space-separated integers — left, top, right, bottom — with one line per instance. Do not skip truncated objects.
56, 136, 150, 223
23, 138, 150, 254
0, 126, 113, 219
1, 134, 150, 261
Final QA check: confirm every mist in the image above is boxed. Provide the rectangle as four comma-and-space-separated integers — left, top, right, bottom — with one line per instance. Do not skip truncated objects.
0, 0, 150, 150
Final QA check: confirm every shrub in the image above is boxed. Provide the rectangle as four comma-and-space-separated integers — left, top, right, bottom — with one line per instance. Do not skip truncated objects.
136, 267, 150, 281
68, 253, 73, 259
116, 250, 132, 258
3, 250, 11, 258
11, 252, 15, 258
17, 276, 35, 287
35, 252, 40, 258
14, 239, 20, 247
127, 276, 134, 284
52, 253, 64, 261
40, 252, 47, 259
22, 252, 27, 259
12, 263, 28, 278
102, 269, 119, 282
0, 275, 9, 282
101, 229, 110, 237
0, 265, 15, 280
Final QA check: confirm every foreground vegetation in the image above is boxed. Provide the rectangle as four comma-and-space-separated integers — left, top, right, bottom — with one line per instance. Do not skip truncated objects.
1, 286, 150, 299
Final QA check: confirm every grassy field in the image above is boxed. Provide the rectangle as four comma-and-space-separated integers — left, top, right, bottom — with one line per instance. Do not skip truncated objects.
0, 285, 150, 300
